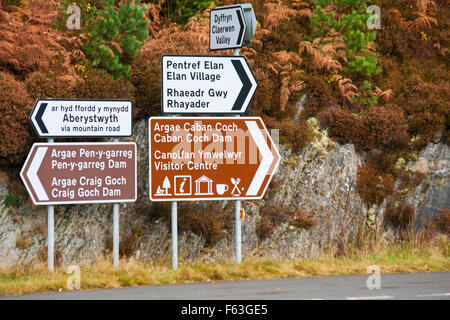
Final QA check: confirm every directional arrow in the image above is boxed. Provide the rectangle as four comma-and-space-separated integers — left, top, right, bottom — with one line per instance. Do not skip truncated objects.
231, 59, 252, 111
210, 5, 247, 51
35, 103, 48, 134
149, 117, 280, 201
20, 143, 137, 205
245, 121, 275, 196
30, 99, 133, 138
23, 146, 49, 201
162, 55, 257, 114
236, 9, 245, 45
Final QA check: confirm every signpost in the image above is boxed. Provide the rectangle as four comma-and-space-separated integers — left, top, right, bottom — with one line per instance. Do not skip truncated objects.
161, 55, 257, 114
26, 98, 135, 270
30, 99, 133, 137
20, 142, 137, 205
210, 5, 246, 51
148, 117, 280, 202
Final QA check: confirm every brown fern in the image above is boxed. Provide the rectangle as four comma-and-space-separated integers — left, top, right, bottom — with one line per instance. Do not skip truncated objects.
338, 78, 358, 104
265, 50, 305, 111
374, 87, 394, 103
416, 0, 437, 13
412, 11, 438, 30
299, 39, 343, 73
263, 1, 301, 30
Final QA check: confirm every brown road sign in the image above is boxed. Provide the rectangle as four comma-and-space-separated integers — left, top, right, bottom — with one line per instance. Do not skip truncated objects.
149, 117, 280, 201
20, 142, 137, 205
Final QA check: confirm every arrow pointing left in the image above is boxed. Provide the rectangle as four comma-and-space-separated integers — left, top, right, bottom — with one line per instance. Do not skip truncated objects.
35, 102, 49, 134
21, 143, 137, 205
21, 146, 49, 201
30, 99, 133, 138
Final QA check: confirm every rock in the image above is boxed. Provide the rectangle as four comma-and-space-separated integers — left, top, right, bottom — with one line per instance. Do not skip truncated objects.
410, 142, 449, 231
258, 128, 366, 259
294, 94, 307, 123
0, 118, 448, 267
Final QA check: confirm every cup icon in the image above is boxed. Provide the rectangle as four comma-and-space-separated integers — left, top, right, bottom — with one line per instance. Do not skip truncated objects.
216, 184, 229, 195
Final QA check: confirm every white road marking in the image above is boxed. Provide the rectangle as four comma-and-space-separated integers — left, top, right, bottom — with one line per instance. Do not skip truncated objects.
415, 292, 450, 297
346, 295, 393, 300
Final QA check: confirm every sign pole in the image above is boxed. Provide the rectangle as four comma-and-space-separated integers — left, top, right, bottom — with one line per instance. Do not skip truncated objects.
47, 138, 55, 272
233, 48, 242, 265
171, 113, 178, 271
171, 201, 178, 270
113, 138, 119, 267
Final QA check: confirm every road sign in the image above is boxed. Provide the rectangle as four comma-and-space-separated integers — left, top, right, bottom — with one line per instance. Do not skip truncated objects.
30, 99, 133, 137
210, 5, 247, 50
240, 3, 258, 47
161, 55, 257, 114
149, 117, 280, 201
20, 142, 137, 205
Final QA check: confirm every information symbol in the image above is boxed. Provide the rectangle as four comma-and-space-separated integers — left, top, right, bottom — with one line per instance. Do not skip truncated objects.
174, 176, 192, 196
179, 178, 187, 193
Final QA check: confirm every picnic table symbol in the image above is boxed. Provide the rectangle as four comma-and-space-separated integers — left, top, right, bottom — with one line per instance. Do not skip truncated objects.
156, 176, 171, 196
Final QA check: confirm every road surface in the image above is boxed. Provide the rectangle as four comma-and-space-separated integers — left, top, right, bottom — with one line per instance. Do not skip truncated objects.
3, 272, 449, 300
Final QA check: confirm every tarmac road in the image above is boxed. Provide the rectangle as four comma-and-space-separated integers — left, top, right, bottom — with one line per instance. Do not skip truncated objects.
3, 272, 449, 300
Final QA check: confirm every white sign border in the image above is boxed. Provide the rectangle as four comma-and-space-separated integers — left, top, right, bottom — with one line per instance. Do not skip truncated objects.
209, 5, 247, 51
30, 99, 134, 138
20, 142, 138, 205
148, 116, 280, 202
160, 55, 258, 115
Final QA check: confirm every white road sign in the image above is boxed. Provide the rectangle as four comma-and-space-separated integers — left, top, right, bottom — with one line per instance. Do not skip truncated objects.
30, 99, 133, 137
210, 5, 246, 50
161, 55, 257, 114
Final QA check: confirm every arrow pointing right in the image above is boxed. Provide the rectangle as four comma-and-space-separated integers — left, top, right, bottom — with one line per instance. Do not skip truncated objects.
236, 9, 245, 45
231, 59, 252, 111
245, 121, 274, 196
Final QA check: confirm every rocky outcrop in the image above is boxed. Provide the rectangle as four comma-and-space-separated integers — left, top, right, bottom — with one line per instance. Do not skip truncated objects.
410, 141, 449, 231
0, 119, 448, 267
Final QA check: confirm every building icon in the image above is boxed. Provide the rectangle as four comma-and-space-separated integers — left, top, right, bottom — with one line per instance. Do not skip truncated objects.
194, 175, 213, 195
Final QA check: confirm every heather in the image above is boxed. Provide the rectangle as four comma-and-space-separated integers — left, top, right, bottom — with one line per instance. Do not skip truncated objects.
0, 0, 448, 245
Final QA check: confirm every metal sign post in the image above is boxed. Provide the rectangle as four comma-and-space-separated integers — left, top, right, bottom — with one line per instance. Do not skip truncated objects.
233, 48, 242, 264
171, 114, 178, 271
113, 138, 119, 267
24, 99, 135, 270
235, 199, 241, 264
171, 201, 178, 270
47, 138, 54, 272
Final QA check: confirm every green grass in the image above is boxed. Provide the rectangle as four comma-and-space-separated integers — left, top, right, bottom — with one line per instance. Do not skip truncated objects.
0, 240, 448, 296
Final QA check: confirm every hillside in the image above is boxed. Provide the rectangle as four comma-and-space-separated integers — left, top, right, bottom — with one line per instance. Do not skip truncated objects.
0, 0, 448, 268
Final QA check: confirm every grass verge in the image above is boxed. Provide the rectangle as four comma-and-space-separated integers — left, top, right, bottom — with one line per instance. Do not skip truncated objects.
0, 240, 449, 296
